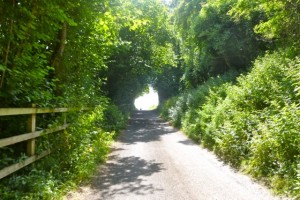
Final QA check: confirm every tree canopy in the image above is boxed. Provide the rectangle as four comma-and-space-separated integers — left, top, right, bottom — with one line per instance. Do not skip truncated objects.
1, 0, 300, 110
0, 0, 180, 109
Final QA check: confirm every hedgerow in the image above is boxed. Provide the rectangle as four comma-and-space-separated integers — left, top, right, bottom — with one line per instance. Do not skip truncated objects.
160, 51, 300, 198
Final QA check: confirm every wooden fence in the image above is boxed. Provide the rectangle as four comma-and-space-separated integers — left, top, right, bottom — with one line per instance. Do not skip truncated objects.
0, 106, 87, 179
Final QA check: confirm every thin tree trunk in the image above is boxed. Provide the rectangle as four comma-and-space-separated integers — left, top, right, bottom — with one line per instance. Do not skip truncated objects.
223, 53, 231, 70
52, 22, 68, 79
0, 30, 12, 89
0, 0, 15, 89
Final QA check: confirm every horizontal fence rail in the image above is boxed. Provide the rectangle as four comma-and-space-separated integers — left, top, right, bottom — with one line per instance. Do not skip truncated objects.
0, 106, 89, 179
0, 125, 68, 148
0, 107, 90, 116
0, 150, 51, 179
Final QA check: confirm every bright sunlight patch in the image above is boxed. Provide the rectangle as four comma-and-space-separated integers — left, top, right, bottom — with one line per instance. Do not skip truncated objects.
134, 87, 159, 110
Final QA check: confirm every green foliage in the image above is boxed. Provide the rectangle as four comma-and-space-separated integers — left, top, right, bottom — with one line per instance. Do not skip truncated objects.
101, 104, 127, 133
0, 0, 131, 196
0, 104, 126, 199
230, 0, 300, 50
105, 0, 178, 108
0, 0, 117, 108
173, 0, 263, 88
161, 71, 238, 127
160, 52, 300, 197
0, 0, 67, 106
53, 106, 113, 181
153, 64, 183, 103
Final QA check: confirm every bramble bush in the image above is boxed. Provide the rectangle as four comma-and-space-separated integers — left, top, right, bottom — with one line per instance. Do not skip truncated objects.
160, 52, 300, 198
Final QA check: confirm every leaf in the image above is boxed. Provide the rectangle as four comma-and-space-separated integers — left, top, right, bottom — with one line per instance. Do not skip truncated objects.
0, 64, 7, 71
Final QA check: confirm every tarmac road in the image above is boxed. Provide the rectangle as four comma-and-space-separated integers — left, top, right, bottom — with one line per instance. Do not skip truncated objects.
66, 111, 286, 200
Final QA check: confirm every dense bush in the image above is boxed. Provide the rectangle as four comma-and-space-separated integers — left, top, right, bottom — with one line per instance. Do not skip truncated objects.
0, 104, 126, 199
161, 70, 238, 128
101, 104, 128, 133
160, 52, 300, 198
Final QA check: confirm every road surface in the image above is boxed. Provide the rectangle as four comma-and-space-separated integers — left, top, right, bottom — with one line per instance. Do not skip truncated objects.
66, 111, 286, 200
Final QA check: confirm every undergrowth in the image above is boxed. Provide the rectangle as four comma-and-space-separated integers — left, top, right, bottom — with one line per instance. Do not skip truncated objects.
0, 103, 127, 200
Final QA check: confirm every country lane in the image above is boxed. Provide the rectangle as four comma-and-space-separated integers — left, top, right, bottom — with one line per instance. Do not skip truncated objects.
65, 110, 288, 200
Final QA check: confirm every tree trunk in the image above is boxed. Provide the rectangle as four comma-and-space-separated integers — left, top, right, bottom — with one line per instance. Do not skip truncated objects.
0, 26, 12, 89
52, 22, 68, 80
0, 0, 15, 89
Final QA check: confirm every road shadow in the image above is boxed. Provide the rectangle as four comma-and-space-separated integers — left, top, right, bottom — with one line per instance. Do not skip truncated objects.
90, 155, 164, 199
76, 111, 169, 199
118, 110, 176, 144
178, 139, 196, 146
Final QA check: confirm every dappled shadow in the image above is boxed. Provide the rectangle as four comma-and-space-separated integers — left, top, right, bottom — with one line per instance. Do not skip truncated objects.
118, 111, 176, 144
178, 139, 196, 146
90, 155, 164, 199
79, 111, 170, 199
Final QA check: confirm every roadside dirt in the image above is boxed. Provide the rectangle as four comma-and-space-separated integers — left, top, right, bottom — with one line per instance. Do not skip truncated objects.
65, 111, 289, 200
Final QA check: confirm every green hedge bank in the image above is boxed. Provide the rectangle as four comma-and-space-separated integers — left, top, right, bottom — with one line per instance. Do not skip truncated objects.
160, 52, 300, 198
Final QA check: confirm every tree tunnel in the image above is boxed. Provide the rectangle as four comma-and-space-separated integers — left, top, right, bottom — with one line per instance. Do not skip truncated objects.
134, 86, 159, 110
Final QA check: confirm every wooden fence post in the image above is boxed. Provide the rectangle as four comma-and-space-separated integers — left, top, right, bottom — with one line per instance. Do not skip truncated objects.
63, 113, 67, 125
27, 104, 36, 156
